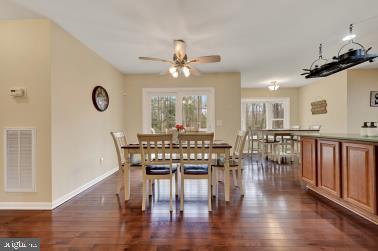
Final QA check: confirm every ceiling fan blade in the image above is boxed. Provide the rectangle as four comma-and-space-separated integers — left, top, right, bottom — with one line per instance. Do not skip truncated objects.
188, 66, 201, 76
189, 55, 221, 64
138, 57, 172, 63
174, 40, 186, 60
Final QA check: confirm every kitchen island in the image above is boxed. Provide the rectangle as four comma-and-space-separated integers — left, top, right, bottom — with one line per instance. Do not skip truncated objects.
299, 133, 378, 224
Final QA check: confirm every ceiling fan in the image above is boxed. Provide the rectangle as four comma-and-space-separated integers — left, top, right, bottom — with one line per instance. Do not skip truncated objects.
139, 40, 221, 78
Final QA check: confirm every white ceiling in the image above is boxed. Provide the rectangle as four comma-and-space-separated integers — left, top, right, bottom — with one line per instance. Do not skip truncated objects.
4, 0, 378, 87
0, 0, 40, 19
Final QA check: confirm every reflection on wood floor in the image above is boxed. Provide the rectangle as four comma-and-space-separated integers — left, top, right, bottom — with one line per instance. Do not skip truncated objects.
1, 156, 378, 250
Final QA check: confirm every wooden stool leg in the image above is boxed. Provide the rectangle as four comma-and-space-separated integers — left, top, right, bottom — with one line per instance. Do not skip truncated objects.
169, 178, 173, 212
208, 176, 212, 212
180, 174, 184, 211
142, 176, 147, 211
232, 169, 238, 187
175, 172, 178, 197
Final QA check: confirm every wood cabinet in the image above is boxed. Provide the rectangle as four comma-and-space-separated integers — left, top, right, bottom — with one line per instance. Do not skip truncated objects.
342, 143, 376, 214
317, 140, 341, 197
301, 138, 317, 186
301, 136, 378, 224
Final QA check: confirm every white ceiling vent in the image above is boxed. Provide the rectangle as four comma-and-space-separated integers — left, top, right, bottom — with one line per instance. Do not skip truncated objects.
5, 128, 36, 192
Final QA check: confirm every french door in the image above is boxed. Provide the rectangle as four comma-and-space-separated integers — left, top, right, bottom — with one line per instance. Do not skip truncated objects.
143, 88, 215, 133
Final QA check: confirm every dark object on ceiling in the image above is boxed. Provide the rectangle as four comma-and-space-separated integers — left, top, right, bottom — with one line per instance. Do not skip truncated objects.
302, 36, 378, 79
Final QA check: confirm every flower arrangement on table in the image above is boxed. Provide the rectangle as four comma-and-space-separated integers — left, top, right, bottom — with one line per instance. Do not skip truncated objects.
175, 124, 185, 132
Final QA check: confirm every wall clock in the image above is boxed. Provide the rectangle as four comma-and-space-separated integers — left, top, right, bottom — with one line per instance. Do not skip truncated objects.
92, 86, 109, 112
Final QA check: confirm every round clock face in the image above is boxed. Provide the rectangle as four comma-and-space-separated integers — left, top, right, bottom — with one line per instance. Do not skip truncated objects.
92, 86, 109, 112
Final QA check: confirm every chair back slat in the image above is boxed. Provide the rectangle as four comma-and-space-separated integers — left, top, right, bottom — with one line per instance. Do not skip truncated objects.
178, 133, 214, 165
233, 131, 248, 160
137, 134, 173, 168
110, 131, 127, 168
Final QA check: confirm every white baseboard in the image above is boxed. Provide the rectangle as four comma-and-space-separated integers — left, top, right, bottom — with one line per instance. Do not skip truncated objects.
51, 167, 118, 209
0, 202, 52, 210
0, 167, 118, 210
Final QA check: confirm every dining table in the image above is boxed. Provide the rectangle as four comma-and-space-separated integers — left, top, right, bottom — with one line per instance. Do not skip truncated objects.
122, 141, 233, 202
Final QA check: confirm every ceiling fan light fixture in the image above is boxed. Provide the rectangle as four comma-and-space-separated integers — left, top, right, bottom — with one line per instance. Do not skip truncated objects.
169, 66, 177, 74
171, 71, 179, 78
268, 81, 280, 91
182, 66, 190, 77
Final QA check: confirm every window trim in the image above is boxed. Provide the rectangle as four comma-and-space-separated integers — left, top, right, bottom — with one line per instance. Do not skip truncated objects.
241, 97, 290, 130
143, 88, 215, 133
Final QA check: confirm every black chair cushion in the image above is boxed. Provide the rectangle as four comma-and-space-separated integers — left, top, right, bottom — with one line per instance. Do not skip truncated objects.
183, 164, 209, 175
146, 164, 177, 175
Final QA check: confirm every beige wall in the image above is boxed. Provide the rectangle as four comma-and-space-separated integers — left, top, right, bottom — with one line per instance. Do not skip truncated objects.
51, 23, 125, 201
124, 73, 241, 145
241, 88, 300, 126
347, 69, 378, 133
299, 71, 348, 133
0, 20, 52, 202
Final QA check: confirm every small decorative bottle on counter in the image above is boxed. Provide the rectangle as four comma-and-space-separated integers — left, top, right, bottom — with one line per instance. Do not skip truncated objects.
367, 122, 378, 137
360, 122, 368, 136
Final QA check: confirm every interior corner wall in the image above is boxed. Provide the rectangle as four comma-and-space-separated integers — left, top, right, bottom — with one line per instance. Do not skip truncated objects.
50, 23, 125, 201
298, 71, 348, 133
123, 73, 241, 145
241, 87, 300, 126
347, 69, 378, 134
0, 19, 52, 203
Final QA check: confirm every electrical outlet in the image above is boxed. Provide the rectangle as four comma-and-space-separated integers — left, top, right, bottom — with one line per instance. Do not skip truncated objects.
99, 157, 104, 165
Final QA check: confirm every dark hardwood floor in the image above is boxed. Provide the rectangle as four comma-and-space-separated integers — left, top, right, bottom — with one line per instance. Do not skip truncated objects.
1, 157, 378, 250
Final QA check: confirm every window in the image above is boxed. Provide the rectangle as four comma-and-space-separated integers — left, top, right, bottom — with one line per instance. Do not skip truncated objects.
241, 98, 290, 130
151, 96, 176, 133
143, 88, 215, 133
182, 95, 208, 130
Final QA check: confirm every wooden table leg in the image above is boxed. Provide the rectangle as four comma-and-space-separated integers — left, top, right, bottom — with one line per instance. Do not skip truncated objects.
124, 149, 131, 201
224, 149, 230, 202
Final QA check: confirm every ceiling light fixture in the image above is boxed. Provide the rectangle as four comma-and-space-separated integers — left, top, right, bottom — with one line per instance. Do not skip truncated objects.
182, 66, 191, 77
169, 66, 177, 74
268, 81, 280, 91
342, 24, 356, 41
172, 71, 179, 78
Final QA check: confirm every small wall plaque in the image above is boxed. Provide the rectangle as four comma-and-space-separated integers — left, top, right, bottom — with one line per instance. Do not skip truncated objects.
311, 100, 327, 115
370, 91, 378, 107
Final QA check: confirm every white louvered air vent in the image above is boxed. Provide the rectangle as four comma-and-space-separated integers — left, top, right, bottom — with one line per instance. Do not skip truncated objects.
5, 128, 36, 192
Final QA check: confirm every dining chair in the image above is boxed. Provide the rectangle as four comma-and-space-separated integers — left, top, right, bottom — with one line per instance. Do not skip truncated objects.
137, 133, 178, 212
212, 130, 247, 196
178, 133, 214, 211
247, 129, 258, 157
110, 131, 141, 195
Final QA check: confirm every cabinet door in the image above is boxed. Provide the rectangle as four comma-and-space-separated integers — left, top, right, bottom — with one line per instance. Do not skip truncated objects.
317, 140, 341, 197
342, 143, 376, 214
301, 138, 317, 186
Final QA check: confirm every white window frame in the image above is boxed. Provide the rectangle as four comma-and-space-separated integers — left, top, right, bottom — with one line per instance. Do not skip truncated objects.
241, 97, 290, 130
143, 88, 215, 133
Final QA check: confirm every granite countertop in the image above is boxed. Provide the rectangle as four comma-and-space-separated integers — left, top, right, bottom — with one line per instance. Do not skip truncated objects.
295, 133, 378, 143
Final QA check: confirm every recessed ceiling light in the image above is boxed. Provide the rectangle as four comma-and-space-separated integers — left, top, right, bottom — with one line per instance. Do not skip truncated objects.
342, 24, 356, 41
